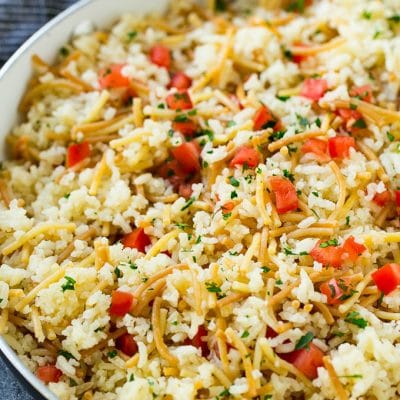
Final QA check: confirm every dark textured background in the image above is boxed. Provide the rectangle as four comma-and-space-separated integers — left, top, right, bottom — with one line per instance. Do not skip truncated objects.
0, 1, 75, 397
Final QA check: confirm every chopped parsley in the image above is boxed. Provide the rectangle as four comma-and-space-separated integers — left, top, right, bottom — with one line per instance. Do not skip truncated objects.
115, 267, 122, 279
107, 350, 118, 358
270, 130, 286, 142
295, 332, 314, 350
387, 131, 395, 142
350, 103, 358, 110
195, 236, 202, 244
181, 196, 196, 211
388, 14, 400, 23
287, 0, 305, 13
332, 331, 345, 337
263, 396, 273, 400
129, 374, 135, 381
61, 276, 76, 292
175, 222, 190, 230
129, 262, 138, 270
222, 212, 232, 220
339, 289, 358, 301
241, 330, 250, 338
345, 215, 350, 226
345, 311, 368, 329
205, 282, 222, 293
361, 10, 372, 19
58, 350, 75, 360
215, 0, 227, 12
227, 120, 236, 128
373, 30, 382, 39
229, 250, 239, 256
315, 117, 322, 128
296, 114, 310, 129
283, 169, 295, 183
275, 279, 283, 285
59, 46, 69, 56
276, 95, 290, 102
340, 374, 363, 379
174, 114, 188, 122
63, 193, 70, 199
320, 239, 339, 248
157, 103, 165, 109
230, 190, 238, 199
287, 144, 297, 155
168, 129, 174, 137
127, 31, 137, 41
377, 291, 384, 307
216, 389, 230, 399
312, 191, 319, 197
261, 266, 271, 273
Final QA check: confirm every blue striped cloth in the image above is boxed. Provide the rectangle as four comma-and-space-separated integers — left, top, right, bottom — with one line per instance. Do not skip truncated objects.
0, 0, 76, 65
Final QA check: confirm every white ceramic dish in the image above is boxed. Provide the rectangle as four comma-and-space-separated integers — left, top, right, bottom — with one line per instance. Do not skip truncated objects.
0, 0, 170, 398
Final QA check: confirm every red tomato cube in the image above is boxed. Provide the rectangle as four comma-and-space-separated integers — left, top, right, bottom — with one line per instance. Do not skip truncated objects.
166, 91, 193, 110
395, 190, 400, 207
301, 138, 330, 162
116, 333, 138, 357
320, 278, 345, 305
350, 85, 374, 103
171, 142, 201, 173
98, 64, 131, 89
170, 72, 192, 90
37, 365, 62, 383
149, 45, 171, 68
230, 146, 260, 168
66, 142, 90, 168
310, 240, 344, 268
300, 79, 328, 101
328, 136, 355, 158
269, 177, 298, 214
253, 105, 279, 131
372, 263, 400, 295
172, 119, 198, 137
373, 190, 391, 207
184, 325, 209, 357
121, 227, 151, 253
110, 291, 134, 317
342, 236, 366, 262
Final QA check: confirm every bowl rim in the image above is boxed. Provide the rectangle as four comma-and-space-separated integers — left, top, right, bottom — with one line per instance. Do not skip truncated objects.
0, 2, 91, 398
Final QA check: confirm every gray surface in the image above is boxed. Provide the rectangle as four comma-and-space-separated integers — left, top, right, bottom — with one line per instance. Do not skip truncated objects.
0, 358, 34, 399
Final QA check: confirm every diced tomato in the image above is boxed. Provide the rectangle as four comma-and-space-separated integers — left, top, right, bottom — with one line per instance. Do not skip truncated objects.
184, 325, 210, 357
121, 227, 151, 253
98, 64, 131, 89
300, 79, 328, 101
320, 278, 345, 305
310, 240, 344, 268
171, 141, 201, 173
350, 85, 374, 103
269, 177, 298, 214
280, 343, 324, 379
342, 236, 366, 262
172, 119, 198, 138
116, 333, 138, 357
266, 327, 278, 338
301, 138, 330, 162
149, 45, 171, 68
373, 190, 391, 207
166, 91, 193, 110
337, 108, 363, 124
328, 136, 356, 159
66, 141, 90, 168
292, 43, 309, 64
37, 365, 62, 383
222, 201, 235, 213
178, 183, 193, 199
158, 159, 186, 187
253, 105, 279, 131
395, 190, 400, 207
372, 263, 400, 295
170, 72, 192, 90
110, 291, 134, 317
230, 146, 260, 168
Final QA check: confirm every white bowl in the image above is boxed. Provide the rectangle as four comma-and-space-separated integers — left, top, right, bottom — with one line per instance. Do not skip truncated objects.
0, 0, 169, 398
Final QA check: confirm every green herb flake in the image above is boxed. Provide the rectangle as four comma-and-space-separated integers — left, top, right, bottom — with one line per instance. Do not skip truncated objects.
328, 284, 336, 298
241, 330, 250, 338
175, 222, 190, 230
276, 95, 290, 102
115, 267, 122, 279
261, 266, 271, 273
216, 389, 230, 399
345, 311, 368, 329
129, 262, 138, 270
58, 350, 75, 360
227, 120, 237, 128
332, 331, 345, 337
295, 331, 314, 350
61, 276, 76, 292
283, 169, 295, 183
107, 350, 118, 358
195, 236, 202, 244
387, 131, 395, 142
222, 212, 232, 221
275, 279, 283, 285
349, 103, 358, 110
312, 191, 319, 197
205, 282, 222, 293
127, 31, 137, 41
264, 396, 273, 400
345, 215, 350, 226
174, 114, 188, 122
377, 291, 384, 307
181, 196, 196, 211
296, 114, 310, 129
59, 46, 69, 56
229, 176, 240, 187
287, 0, 305, 13
188, 109, 197, 116
215, 0, 227, 12
362, 10, 372, 19
157, 103, 165, 109
168, 129, 174, 137
63, 193, 70, 199
340, 374, 363, 379
373, 30, 382, 39
129, 374, 135, 381
315, 117, 322, 127
320, 238, 339, 248
388, 15, 400, 23
270, 130, 286, 142
230, 190, 238, 199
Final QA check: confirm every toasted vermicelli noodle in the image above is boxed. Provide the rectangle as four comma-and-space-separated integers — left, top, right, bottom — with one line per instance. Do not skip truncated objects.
1, 1, 400, 399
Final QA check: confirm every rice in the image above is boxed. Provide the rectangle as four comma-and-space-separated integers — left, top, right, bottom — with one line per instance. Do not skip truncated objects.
1, 0, 400, 399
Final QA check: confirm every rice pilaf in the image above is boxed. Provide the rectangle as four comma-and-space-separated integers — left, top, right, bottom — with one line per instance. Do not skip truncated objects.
1, 0, 400, 399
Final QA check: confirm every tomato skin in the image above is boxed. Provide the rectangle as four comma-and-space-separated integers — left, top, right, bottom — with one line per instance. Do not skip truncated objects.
310, 240, 344, 268
110, 291, 134, 317
66, 142, 90, 168
166, 91, 193, 110
116, 333, 138, 357
337, 108, 363, 123
269, 177, 298, 214
172, 119, 198, 138
342, 236, 366, 262
280, 343, 324, 380
121, 227, 151, 253
320, 278, 345, 305
301, 138, 330, 162
98, 64, 130, 89
171, 141, 201, 173
328, 136, 355, 159
170, 72, 192, 90
372, 263, 400, 295
253, 105, 279, 131
300, 79, 328, 101
395, 190, 400, 207
149, 45, 171, 68
221, 201, 235, 213
185, 325, 209, 357
266, 327, 278, 338
37, 365, 62, 383
158, 159, 187, 188
230, 146, 260, 168
178, 183, 193, 199
373, 190, 391, 207
350, 85, 374, 103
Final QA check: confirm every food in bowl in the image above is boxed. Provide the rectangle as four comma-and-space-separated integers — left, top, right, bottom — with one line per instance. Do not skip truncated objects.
1, 0, 400, 399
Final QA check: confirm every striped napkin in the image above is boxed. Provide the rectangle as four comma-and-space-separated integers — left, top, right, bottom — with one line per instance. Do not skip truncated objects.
0, 0, 75, 65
